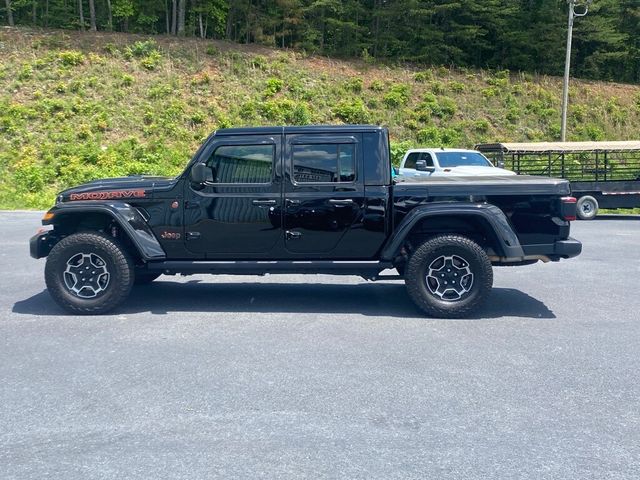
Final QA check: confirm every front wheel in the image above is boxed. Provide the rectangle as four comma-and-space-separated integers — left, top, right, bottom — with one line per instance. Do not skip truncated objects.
45, 232, 134, 314
405, 235, 493, 318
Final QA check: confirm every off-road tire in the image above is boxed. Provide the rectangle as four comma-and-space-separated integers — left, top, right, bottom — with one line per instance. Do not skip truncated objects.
134, 272, 161, 285
45, 232, 134, 314
405, 235, 493, 318
576, 195, 598, 220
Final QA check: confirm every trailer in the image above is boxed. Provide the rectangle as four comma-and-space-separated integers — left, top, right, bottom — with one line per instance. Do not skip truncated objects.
476, 141, 640, 219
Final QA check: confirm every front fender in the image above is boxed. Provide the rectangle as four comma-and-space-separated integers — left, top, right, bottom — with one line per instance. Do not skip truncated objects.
381, 202, 524, 260
42, 202, 166, 261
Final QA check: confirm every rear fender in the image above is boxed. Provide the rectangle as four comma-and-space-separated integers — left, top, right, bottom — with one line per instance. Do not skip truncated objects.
381, 202, 524, 260
42, 202, 166, 261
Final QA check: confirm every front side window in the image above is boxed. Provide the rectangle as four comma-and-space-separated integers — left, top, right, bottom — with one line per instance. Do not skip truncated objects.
293, 143, 356, 183
420, 152, 435, 167
206, 144, 274, 183
404, 152, 419, 169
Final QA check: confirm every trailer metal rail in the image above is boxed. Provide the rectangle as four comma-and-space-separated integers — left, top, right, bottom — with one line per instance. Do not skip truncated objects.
476, 141, 640, 219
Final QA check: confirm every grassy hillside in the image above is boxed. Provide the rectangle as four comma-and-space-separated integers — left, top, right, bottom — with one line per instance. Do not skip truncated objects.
1, 28, 640, 209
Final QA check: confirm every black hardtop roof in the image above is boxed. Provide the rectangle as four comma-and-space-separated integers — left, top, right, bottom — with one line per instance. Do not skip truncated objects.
213, 125, 386, 136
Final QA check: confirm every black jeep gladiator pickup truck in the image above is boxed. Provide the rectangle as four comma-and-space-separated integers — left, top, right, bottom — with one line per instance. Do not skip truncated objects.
30, 125, 581, 317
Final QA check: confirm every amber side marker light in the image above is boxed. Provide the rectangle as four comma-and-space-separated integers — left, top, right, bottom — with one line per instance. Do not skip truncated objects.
561, 196, 577, 221
42, 212, 55, 221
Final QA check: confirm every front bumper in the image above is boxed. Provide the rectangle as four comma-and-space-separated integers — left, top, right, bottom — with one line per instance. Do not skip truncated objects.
522, 237, 582, 260
30, 231, 56, 259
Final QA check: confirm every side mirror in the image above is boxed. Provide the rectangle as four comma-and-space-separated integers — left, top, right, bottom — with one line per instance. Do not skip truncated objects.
190, 163, 208, 184
415, 160, 435, 172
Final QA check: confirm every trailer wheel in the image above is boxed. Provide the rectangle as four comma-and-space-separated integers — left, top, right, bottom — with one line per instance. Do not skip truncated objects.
576, 195, 598, 220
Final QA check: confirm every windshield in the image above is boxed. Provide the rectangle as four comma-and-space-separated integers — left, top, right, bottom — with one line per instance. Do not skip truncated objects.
436, 152, 493, 168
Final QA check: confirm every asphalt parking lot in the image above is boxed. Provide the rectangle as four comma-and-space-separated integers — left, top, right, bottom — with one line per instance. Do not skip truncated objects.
1, 210, 639, 479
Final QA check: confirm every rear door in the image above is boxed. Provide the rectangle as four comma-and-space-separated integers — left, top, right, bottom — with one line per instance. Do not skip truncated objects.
183, 134, 282, 257
283, 134, 365, 256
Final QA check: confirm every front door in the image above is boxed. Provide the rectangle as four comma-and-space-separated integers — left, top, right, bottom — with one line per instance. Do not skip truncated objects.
183, 135, 282, 257
283, 134, 366, 256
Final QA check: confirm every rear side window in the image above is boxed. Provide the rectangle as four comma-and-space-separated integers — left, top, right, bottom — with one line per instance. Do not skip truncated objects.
206, 144, 274, 183
292, 144, 356, 183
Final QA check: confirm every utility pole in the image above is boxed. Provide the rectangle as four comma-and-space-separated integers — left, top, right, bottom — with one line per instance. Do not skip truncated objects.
561, 0, 592, 142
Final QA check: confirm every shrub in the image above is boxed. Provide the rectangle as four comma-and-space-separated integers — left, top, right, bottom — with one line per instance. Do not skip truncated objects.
205, 45, 220, 56
264, 78, 284, 97
333, 99, 371, 123
126, 40, 158, 58
344, 77, 363, 93
239, 100, 258, 121
583, 124, 605, 141
18, 64, 33, 81
148, 83, 173, 99
250, 55, 268, 70
449, 81, 465, 93
369, 80, 385, 92
572, 104, 587, 122
58, 50, 85, 66
473, 119, 491, 133
121, 74, 134, 87
414, 71, 432, 83
506, 107, 521, 123
486, 76, 508, 88
190, 111, 206, 126
430, 81, 445, 95
258, 99, 297, 122
437, 97, 457, 119
383, 84, 411, 108
482, 87, 499, 98
416, 127, 441, 145
103, 43, 119, 55
140, 51, 163, 70
290, 103, 311, 125
440, 127, 462, 146
88, 53, 106, 65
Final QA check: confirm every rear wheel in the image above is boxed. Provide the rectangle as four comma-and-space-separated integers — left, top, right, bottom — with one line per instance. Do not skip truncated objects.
405, 235, 493, 318
45, 232, 134, 314
576, 195, 598, 220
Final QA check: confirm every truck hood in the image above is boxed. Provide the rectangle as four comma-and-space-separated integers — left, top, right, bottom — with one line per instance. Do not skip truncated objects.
432, 166, 516, 176
58, 175, 176, 202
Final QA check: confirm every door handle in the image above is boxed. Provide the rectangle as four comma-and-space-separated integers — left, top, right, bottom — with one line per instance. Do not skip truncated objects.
252, 199, 277, 207
329, 198, 355, 206
285, 199, 301, 206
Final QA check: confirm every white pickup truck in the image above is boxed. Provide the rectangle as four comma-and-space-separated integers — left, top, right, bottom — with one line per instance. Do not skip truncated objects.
397, 148, 515, 177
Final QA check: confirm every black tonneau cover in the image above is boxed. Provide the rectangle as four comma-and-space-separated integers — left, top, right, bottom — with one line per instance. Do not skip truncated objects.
395, 175, 571, 196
